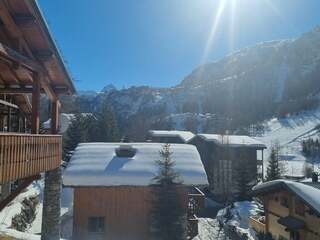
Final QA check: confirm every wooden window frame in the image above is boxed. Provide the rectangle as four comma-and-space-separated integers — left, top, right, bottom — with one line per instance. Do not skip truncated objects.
88, 217, 105, 234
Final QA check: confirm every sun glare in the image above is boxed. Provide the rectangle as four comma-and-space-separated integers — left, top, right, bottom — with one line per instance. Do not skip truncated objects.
200, 0, 285, 66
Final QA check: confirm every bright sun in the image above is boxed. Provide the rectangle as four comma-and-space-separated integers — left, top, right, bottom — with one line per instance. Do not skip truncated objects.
200, 0, 281, 65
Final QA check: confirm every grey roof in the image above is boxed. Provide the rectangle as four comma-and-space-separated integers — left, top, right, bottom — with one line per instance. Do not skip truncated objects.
149, 130, 195, 143
197, 134, 267, 149
252, 180, 320, 215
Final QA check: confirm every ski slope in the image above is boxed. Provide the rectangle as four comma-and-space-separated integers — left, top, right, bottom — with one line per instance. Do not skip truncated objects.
255, 108, 320, 177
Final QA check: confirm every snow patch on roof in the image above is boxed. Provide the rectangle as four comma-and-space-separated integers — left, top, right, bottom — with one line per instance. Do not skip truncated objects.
63, 143, 208, 187
149, 130, 195, 143
253, 180, 320, 214
198, 134, 266, 148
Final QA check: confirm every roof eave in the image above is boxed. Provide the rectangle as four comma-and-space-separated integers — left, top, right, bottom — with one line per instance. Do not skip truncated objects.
29, 0, 76, 95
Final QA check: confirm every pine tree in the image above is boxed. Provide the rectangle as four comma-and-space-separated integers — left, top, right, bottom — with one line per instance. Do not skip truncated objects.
94, 98, 119, 142
235, 157, 253, 201
265, 142, 282, 181
63, 113, 86, 162
150, 144, 186, 240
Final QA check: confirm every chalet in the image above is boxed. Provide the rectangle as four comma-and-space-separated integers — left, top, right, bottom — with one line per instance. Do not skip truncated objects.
63, 143, 208, 240
250, 179, 320, 240
0, 1, 75, 239
190, 134, 266, 199
148, 130, 195, 143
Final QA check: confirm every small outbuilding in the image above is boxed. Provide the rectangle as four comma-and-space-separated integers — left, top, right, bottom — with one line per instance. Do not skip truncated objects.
63, 142, 208, 240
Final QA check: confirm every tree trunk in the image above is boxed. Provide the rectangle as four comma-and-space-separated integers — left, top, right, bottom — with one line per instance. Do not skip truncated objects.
41, 167, 61, 240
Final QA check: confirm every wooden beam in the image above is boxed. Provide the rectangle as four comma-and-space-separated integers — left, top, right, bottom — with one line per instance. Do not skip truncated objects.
0, 1, 34, 59
0, 85, 69, 94
0, 98, 18, 109
0, 41, 43, 73
31, 73, 40, 134
12, 14, 36, 29
41, 77, 58, 102
34, 50, 53, 62
51, 100, 60, 134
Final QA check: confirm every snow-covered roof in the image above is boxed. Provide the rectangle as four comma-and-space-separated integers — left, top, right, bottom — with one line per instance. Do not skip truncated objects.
197, 134, 266, 148
252, 180, 320, 215
63, 143, 208, 187
149, 130, 195, 143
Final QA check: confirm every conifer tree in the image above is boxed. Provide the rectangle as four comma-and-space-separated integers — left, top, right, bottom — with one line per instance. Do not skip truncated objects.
63, 113, 86, 162
150, 144, 186, 240
266, 142, 282, 181
94, 98, 119, 142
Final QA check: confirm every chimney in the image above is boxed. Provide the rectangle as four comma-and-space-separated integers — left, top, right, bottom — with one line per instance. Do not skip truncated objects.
115, 144, 136, 158
312, 172, 318, 183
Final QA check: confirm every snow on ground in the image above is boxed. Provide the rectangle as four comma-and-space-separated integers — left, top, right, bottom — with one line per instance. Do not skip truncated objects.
193, 218, 230, 240
216, 201, 262, 240
255, 108, 320, 177
0, 180, 72, 240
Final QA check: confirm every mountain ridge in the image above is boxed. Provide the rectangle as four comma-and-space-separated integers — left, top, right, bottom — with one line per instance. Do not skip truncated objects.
70, 26, 320, 139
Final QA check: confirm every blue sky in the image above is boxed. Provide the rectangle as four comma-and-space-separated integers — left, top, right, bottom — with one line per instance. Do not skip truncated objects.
38, 0, 320, 91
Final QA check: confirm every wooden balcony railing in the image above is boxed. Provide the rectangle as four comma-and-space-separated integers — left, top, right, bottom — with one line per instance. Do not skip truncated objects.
187, 187, 205, 239
249, 215, 266, 234
0, 133, 62, 184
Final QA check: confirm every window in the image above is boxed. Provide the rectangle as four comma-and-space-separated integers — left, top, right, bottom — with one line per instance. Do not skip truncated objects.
88, 217, 105, 233
280, 196, 289, 208
295, 199, 305, 216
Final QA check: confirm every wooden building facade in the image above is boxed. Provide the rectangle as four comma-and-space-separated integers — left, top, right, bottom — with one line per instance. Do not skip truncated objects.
72, 186, 205, 240
0, 0, 75, 239
190, 134, 266, 200
251, 180, 320, 240
63, 143, 208, 240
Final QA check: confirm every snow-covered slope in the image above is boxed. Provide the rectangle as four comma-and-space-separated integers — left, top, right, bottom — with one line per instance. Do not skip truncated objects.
256, 108, 320, 177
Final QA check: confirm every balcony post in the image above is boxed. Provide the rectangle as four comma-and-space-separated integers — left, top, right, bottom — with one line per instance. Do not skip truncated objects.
31, 73, 40, 134
51, 100, 60, 134
41, 98, 61, 240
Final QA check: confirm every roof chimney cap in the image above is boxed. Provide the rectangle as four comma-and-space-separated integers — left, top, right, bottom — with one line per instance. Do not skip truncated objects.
115, 144, 136, 158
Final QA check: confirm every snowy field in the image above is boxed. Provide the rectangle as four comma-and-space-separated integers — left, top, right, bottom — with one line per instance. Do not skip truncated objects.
256, 108, 320, 177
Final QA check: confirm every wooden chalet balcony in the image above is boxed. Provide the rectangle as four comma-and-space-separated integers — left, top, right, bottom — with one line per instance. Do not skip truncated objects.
0, 133, 62, 184
249, 215, 266, 234
187, 187, 205, 239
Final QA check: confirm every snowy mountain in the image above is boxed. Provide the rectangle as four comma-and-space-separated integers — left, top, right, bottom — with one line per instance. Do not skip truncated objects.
68, 27, 320, 137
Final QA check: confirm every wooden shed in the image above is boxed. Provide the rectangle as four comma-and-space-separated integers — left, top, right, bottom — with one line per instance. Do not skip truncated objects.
63, 143, 208, 240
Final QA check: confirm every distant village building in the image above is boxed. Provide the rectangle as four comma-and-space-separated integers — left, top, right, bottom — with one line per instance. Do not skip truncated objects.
148, 130, 195, 143
250, 179, 320, 240
190, 134, 266, 199
63, 143, 208, 240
